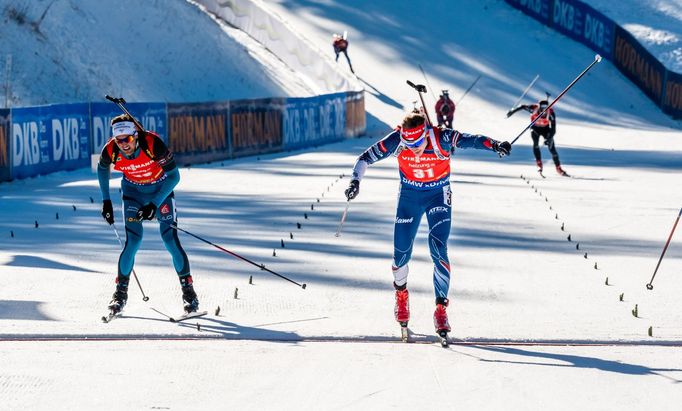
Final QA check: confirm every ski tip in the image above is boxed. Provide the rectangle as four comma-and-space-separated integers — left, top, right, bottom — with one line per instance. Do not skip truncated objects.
101, 316, 108, 323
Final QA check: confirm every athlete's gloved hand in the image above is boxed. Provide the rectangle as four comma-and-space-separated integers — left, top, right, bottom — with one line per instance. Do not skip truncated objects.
493, 141, 512, 156
101, 200, 114, 225
345, 179, 360, 201
136, 203, 157, 221
506, 110, 513, 118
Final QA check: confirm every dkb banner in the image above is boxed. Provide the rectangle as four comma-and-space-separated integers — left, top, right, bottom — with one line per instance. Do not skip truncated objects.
229, 98, 284, 156
90, 102, 167, 154
0, 109, 10, 182
11, 104, 90, 180
663, 70, 682, 118
283, 93, 346, 150
167, 101, 230, 164
612, 26, 666, 105
548, 0, 615, 59
504, 0, 552, 24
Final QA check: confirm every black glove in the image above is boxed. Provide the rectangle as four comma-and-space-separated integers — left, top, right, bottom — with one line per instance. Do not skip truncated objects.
345, 180, 360, 200
101, 200, 114, 225
136, 203, 157, 221
493, 141, 512, 156
506, 110, 513, 118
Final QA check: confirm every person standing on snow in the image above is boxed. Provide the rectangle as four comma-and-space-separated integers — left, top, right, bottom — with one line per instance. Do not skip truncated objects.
507, 99, 568, 176
343, 110, 511, 337
332, 33, 355, 74
435, 90, 456, 128
98, 114, 199, 316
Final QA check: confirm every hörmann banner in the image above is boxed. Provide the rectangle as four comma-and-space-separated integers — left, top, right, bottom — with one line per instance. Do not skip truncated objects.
662, 70, 682, 118
167, 101, 230, 165
90, 102, 167, 155
345, 91, 366, 138
0, 109, 10, 182
11, 104, 90, 180
548, 0, 614, 59
612, 26, 666, 105
229, 98, 284, 157
283, 93, 346, 150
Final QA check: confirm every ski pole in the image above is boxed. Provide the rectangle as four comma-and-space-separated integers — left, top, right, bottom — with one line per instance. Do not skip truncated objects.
646, 208, 682, 290
508, 74, 539, 114
406, 80, 434, 126
456, 74, 482, 105
105, 95, 146, 132
418, 63, 438, 105
335, 201, 351, 237
162, 221, 307, 289
511, 54, 602, 145
111, 223, 150, 301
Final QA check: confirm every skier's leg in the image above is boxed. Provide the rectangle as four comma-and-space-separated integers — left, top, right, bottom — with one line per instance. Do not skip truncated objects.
157, 193, 190, 277
425, 186, 452, 302
531, 130, 542, 162
343, 51, 355, 73
545, 135, 561, 166
118, 195, 144, 277
392, 188, 423, 287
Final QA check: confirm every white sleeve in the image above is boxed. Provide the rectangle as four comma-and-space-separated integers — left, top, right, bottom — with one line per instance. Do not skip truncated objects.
351, 159, 368, 181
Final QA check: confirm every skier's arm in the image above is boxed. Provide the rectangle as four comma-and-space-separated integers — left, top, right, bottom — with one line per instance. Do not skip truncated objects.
454, 131, 511, 155
548, 111, 557, 137
506, 104, 530, 117
97, 148, 113, 201
346, 131, 400, 200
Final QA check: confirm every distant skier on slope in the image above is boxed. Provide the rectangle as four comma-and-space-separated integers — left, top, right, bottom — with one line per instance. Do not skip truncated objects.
434, 90, 456, 128
97, 114, 199, 316
507, 98, 568, 176
343, 110, 511, 340
332, 32, 354, 74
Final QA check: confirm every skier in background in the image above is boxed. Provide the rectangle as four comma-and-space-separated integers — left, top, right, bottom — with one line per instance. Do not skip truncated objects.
507, 99, 568, 176
332, 32, 355, 74
343, 110, 511, 338
435, 90, 456, 128
98, 114, 199, 315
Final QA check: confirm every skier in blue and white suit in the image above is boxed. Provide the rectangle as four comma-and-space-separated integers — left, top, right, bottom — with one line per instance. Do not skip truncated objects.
344, 110, 511, 334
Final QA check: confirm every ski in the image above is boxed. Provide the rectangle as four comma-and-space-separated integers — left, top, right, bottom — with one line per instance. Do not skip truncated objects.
437, 330, 449, 347
150, 307, 207, 322
400, 321, 409, 343
101, 311, 122, 323
170, 311, 208, 323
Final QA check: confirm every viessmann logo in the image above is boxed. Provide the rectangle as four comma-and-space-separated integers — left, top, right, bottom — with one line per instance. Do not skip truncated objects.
119, 160, 154, 171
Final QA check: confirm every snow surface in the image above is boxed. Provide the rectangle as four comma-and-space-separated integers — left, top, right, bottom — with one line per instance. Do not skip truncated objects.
0, 0, 313, 107
2, 0, 682, 409
587, 0, 682, 72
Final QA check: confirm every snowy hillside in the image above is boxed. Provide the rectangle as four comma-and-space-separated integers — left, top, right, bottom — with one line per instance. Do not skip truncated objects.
1, 0, 682, 410
0, 0, 313, 107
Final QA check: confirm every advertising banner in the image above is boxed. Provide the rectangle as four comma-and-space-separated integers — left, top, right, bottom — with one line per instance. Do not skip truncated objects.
11, 104, 90, 180
229, 98, 284, 157
663, 70, 682, 119
167, 101, 230, 164
283, 93, 346, 150
90, 102, 167, 155
345, 91, 366, 138
613, 26, 666, 105
504, 0, 552, 24
549, 0, 615, 59
0, 109, 10, 182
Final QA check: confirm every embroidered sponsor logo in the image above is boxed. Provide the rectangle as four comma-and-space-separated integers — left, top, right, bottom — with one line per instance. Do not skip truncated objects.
428, 206, 449, 215
395, 217, 414, 224
160, 204, 170, 214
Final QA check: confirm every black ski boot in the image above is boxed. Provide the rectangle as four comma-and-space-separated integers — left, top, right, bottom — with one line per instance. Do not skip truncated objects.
108, 275, 129, 315
180, 275, 199, 314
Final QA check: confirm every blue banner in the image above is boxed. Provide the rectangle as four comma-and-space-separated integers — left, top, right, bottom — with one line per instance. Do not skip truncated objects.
283, 93, 346, 150
549, 0, 615, 59
229, 98, 284, 156
90, 102, 167, 155
505, 0, 552, 24
663, 70, 682, 119
167, 101, 230, 164
11, 104, 90, 180
0, 109, 9, 182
